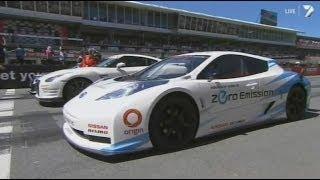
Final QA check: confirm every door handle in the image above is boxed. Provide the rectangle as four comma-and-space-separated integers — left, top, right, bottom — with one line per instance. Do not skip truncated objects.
246, 82, 258, 89
246, 82, 258, 87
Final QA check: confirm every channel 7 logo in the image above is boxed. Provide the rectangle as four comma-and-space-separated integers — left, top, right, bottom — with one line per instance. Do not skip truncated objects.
285, 4, 315, 18
303, 5, 314, 17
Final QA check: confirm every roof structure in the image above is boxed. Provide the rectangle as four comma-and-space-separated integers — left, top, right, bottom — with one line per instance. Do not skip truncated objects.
125, 1, 302, 33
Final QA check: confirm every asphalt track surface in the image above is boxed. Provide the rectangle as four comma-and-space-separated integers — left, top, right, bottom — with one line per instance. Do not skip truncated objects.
1, 76, 320, 178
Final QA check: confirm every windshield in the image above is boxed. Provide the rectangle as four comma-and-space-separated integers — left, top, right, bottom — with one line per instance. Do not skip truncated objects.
116, 55, 209, 81
97, 58, 117, 67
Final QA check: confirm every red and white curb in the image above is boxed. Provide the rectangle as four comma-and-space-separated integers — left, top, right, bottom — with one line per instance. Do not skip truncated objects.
0, 89, 15, 179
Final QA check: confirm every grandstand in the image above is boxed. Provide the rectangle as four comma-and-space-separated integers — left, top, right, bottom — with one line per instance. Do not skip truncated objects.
0, 1, 320, 65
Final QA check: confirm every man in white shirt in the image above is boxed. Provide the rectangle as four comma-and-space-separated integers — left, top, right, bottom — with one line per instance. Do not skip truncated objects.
59, 46, 66, 65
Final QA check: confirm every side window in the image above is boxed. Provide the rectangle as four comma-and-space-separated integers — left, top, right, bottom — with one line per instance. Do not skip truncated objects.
242, 57, 268, 76
119, 56, 147, 67
197, 55, 242, 79
146, 58, 158, 66
108, 59, 121, 68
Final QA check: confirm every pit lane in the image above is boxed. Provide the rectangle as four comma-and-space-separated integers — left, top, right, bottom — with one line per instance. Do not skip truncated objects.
2, 76, 320, 178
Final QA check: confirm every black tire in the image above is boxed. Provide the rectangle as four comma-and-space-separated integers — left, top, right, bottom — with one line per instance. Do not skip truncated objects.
39, 101, 63, 107
286, 86, 306, 121
39, 101, 52, 107
149, 95, 199, 150
63, 78, 92, 102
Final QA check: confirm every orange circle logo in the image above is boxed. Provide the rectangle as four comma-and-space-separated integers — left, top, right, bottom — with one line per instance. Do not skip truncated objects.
123, 109, 142, 128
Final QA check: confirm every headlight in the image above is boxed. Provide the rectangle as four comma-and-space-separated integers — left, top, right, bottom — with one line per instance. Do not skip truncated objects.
96, 80, 168, 101
96, 85, 137, 100
45, 73, 69, 82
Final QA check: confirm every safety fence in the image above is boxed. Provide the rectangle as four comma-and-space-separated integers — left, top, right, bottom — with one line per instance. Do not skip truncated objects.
286, 67, 320, 76
1, 64, 320, 89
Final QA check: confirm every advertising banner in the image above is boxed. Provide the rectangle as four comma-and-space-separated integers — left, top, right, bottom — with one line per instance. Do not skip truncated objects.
0, 65, 69, 89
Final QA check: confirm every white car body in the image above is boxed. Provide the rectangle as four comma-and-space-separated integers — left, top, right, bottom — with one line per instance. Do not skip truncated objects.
35, 54, 161, 102
62, 51, 311, 156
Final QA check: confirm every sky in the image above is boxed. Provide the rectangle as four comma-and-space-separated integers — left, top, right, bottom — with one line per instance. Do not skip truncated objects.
141, 1, 320, 37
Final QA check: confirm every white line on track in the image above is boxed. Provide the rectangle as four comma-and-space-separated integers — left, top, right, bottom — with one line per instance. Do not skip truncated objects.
0, 101, 14, 117
0, 89, 15, 118
0, 126, 13, 179
0, 89, 15, 179
0, 111, 13, 117
4, 89, 15, 96
0, 153, 12, 179
0, 126, 13, 134
0, 101, 14, 112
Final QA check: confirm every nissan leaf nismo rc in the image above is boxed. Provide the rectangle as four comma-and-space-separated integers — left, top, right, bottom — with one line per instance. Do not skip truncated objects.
63, 51, 311, 156
35, 54, 161, 105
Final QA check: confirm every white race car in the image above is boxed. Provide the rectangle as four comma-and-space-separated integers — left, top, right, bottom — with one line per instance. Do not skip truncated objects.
63, 51, 311, 156
35, 54, 161, 104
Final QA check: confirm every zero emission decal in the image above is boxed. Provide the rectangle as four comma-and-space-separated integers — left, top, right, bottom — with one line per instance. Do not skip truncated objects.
212, 90, 274, 104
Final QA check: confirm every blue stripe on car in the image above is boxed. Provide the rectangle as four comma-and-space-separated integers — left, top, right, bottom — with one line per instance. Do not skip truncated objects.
268, 60, 278, 68
269, 101, 286, 114
266, 71, 296, 85
199, 116, 217, 128
257, 101, 286, 118
100, 133, 150, 155
269, 63, 277, 68
128, 80, 169, 95
273, 75, 300, 96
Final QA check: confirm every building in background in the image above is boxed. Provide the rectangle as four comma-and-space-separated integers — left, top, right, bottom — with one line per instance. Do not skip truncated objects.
0, 1, 319, 65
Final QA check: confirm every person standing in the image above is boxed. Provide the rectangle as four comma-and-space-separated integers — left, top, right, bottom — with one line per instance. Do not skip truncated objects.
77, 53, 83, 63
3, 47, 9, 65
0, 36, 6, 65
58, 46, 66, 65
15, 45, 26, 65
0, 46, 4, 65
80, 48, 99, 67
0, 22, 6, 69
45, 46, 54, 65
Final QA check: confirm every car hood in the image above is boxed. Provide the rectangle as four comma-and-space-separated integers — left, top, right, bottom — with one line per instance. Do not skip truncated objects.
40, 67, 116, 80
64, 78, 170, 124
79, 79, 135, 100
75, 78, 169, 102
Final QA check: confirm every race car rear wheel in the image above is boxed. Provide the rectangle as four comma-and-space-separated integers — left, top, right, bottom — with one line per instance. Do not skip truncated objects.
286, 86, 306, 121
149, 95, 198, 150
63, 78, 92, 102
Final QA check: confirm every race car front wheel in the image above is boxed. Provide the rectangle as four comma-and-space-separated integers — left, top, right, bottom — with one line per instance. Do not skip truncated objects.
63, 78, 92, 102
149, 95, 199, 150
286, 86, 306, 121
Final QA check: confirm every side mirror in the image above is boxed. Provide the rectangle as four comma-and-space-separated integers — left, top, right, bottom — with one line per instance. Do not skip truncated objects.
116, 62, 126, 69
208, 72, 218, 82
116, 62, 128, 75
